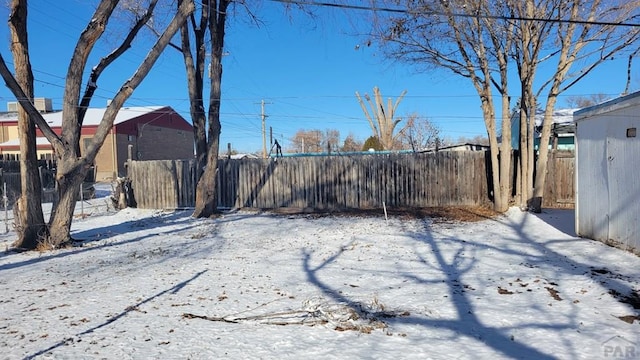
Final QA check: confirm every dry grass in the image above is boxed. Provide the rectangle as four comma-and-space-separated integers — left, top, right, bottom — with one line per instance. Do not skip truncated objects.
268, 206, 501, 223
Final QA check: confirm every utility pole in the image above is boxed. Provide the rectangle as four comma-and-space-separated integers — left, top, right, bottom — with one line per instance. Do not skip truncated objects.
258, 100, 272, 159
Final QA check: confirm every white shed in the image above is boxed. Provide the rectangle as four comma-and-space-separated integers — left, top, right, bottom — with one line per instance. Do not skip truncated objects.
573, 92, 640, 255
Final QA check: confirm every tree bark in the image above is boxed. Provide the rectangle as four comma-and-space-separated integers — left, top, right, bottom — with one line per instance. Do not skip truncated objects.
192, 0, 229, 218
179, 0, 208, 175
531, 96, 560, 213
9, 0, 47, 249
47, 165, 86, 243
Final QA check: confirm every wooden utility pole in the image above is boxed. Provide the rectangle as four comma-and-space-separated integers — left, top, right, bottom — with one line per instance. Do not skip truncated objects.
259, 100, 272, 159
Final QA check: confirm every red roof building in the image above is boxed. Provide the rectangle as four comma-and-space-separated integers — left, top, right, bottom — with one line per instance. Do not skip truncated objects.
0, 105, 194, 181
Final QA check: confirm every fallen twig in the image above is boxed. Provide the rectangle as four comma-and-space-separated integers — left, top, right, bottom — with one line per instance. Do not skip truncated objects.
182, 313, 239, 323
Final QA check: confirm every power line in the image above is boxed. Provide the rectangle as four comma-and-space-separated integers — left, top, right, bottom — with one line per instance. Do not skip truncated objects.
267, 0, 640, 28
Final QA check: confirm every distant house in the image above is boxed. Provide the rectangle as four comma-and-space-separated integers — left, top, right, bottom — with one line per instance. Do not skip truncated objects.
511, 108, 578, 151
421, 143, 489, 153
224, 153, 260, 160
0, 101, 194, 181
573, 91, 640, 255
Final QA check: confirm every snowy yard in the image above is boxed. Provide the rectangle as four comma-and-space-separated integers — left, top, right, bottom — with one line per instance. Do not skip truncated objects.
0, 196, 639, 359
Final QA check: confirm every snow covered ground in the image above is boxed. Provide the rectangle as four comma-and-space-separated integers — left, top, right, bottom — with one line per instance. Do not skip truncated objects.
0, 187, 638, 359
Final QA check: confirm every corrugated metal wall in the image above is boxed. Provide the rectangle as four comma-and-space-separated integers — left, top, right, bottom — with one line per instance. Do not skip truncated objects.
575, 95, 640, 255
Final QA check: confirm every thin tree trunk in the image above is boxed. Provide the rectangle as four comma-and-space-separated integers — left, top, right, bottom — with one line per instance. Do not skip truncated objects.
9, 0, 47, 249
496, 96, 511, 213
531, 96, 560, 212
179, 0, 208, 174
526, 97, 536, 208
518, 94, 532, 210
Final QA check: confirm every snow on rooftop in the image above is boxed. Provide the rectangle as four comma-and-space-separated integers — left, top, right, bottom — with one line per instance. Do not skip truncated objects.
0, 112, 19, 120
534, 108, 578, 127
0, 137, 50, 147
41, 106, 165, 127
0, 106, 165, 126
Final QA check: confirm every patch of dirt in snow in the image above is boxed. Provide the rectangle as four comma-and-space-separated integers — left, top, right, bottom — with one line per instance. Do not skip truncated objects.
586, 266, 640, 323
268, 206, 500, 222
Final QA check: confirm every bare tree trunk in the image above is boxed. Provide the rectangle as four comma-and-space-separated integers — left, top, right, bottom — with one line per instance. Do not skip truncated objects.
519, 0, 540, 211
526, 97, 536, 208
193, 134, 220, 217
531, 96, 560, 212
518, 93, 534, 210
9, 0, 47, 249
48, 166, 85, 244
46, 0, 194, 245
481, 92, 510, 213
192, 0, 229, 218
179, 0, 208, 174
496, 94, 512, 212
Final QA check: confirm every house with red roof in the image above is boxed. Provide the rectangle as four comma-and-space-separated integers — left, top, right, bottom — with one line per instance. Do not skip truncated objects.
0, 100, 194, 181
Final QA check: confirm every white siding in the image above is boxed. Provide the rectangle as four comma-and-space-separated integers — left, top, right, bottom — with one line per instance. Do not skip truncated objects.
575, 117, 609, 241
574, 93, 640, 254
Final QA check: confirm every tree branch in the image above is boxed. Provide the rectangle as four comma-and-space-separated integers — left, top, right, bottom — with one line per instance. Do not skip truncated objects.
0, 53, 63, 153
78, 0, 160, 124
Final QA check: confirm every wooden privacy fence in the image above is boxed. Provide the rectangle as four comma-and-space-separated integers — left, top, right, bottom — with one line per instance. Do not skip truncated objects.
542, 150, 575, 209
127, 159, 198, 209
127, 151, 492, 210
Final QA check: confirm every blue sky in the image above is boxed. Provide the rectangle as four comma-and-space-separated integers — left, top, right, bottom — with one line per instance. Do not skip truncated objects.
1, 1, 637, 153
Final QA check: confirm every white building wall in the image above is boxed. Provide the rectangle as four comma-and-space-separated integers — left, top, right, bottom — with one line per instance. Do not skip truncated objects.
574, 93, 640, 254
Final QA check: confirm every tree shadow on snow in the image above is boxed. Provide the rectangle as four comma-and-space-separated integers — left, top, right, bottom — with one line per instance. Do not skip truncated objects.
0, 211, 199, 272
24, 269, 208, 360
302, 228, 556, 359
302, 212, 639, 358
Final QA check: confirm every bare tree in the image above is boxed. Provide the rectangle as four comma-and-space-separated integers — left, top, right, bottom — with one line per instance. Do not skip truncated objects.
355, 86, 408, 151
176, 0, 230, 218
323, 129, 340, 153
7, 0, 46, 249
374, 1, 514, 211
397, 113, 441, 151
565, 94, 611, 109
177, 2, 314, 213
526, 0, 640, 212
340, 132, 363, 152
290, 129, 324, 153
0, 0, 195, 248
483, 0, 640, 211
373, 0, 640, 211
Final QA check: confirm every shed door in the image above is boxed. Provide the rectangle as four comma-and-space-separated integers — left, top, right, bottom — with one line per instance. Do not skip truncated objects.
606, 120, 640, 247
575, 119, 609, 241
